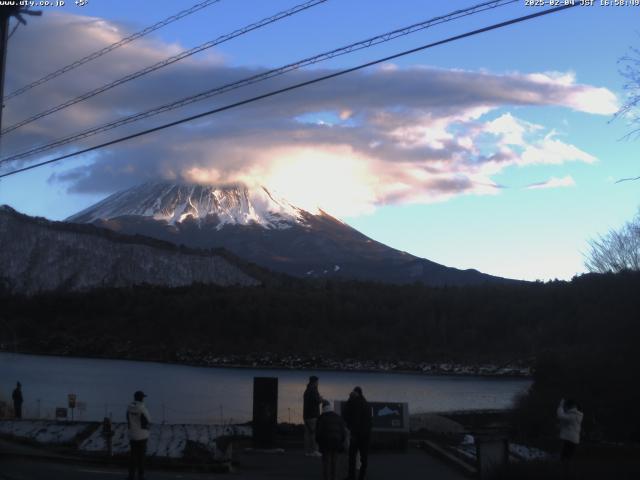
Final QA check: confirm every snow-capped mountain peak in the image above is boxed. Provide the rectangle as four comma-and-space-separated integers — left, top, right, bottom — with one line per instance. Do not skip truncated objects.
67, 182, 307, 230
65, 181, 510, 286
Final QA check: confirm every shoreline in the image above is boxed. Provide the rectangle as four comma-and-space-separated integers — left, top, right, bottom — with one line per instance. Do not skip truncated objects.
0, 349, 533, 379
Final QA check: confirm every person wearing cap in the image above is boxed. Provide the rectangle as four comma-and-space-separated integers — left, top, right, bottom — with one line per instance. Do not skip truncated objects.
126, 391, 151, 480
343, 386, 372, 480
316, 400, 346, 480
303, 375, 323, 457
12, 382, 23, 419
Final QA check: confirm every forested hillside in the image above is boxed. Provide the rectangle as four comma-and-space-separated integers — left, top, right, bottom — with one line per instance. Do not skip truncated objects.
1, 271, 638, 365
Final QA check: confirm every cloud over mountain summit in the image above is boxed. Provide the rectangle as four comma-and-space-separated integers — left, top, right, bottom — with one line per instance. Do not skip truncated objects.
3, 12, 617, 217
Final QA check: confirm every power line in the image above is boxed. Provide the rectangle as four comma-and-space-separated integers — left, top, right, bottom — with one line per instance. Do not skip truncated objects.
0, 4, 578, 180
1, 0, 328, 136
2, 0, 328, 136
0, 0, 516, 163
615, 176, 640, 184
2, 0, 224, 102
7, 20, 19, 40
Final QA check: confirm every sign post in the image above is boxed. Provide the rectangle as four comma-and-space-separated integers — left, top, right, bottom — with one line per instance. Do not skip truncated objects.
336, 400, 410, 450
68, 394, 77, 421
102, 417, 114, 456
475, 427, 509, 480
252, 377, 278, 449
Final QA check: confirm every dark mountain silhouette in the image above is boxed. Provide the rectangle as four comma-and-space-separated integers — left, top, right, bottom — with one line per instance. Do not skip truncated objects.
68, 182, 513, 286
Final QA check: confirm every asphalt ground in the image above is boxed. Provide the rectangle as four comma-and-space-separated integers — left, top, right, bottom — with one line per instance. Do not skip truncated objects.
0, 439, 467, 480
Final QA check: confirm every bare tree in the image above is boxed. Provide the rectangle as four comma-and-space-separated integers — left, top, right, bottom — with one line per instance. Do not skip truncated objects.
585, 211, 640, 273
612, 45, 640, 183
614, 45, 640, 139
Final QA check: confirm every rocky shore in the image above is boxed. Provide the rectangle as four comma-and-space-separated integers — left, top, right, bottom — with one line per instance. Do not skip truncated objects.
0, 345, 532, 377
173, 350, 532, 377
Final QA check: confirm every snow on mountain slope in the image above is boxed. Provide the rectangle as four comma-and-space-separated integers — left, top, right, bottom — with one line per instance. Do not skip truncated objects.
66, 182, 513, 286
67, 183, 308, 229
0, 206, 260, 295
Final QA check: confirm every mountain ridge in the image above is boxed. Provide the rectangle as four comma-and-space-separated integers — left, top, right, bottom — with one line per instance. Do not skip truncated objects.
0, 205, 262, 295
66, 182, 515, 286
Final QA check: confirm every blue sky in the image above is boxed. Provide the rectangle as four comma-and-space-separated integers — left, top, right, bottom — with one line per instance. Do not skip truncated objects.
0, 0, 638, 280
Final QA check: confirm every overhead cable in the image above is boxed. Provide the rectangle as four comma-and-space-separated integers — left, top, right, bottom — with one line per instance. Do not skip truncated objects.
0, 4, 578, 180
1, 0, 328, 135
3, 0, 224, 101
0, 0, 516, 160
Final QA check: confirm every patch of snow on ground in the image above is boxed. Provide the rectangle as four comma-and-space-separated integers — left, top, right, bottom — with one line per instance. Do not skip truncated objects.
0, 420, 91, 444
509, 443, 549, 461
80, 423, 251, 458
454, 439, 550, 463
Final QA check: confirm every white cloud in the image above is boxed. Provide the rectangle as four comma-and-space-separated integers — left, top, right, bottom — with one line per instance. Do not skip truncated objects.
526, 175, 576, 190
484, 113, 542, 146
565, 86, 619, 115
522, 71, 619, 114
525, 71, 577, 87
1, 13, 615, 217
519, 134, 597, 166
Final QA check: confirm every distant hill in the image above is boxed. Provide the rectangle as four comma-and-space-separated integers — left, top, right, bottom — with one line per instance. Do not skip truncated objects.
0, 205, 260, 295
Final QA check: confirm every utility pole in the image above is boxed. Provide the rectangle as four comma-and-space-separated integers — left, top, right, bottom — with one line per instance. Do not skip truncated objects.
0, 7, 15, 134
0, 6, 41, 135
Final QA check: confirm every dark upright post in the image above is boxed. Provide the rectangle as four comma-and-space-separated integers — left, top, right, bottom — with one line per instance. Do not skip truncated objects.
252, 377, 278, 448
0, 6, 13, 134
475, 427, 509, 479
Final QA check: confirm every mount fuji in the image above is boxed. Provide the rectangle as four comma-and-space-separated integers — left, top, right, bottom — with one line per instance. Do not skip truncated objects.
68, 182, 509, 286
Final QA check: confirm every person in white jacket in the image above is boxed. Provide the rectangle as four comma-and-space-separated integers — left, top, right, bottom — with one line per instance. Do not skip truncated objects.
127, 391, 151, 480
557, 398, 583, 461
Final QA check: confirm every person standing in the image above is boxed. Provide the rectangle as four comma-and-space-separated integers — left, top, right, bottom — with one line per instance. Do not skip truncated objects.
12, 382, 23, 419
557, 398, 583, 461
316, 400, 346, 480
303, 375, 323, 457
126, 391, 151, 480
343, 387, 372, 480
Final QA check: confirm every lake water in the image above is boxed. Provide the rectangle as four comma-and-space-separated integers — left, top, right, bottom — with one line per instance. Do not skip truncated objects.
0, 353, 531, 424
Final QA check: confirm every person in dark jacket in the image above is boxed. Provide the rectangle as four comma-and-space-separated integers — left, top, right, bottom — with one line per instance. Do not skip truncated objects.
303, 375, 323, 456
343, 386, 372, 480
12, 382, 23, 419
316, 401, 346, 480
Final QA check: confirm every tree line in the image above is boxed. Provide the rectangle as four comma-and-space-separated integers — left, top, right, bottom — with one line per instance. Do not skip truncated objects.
1, 271, 638, 363
1, 271, 639, 440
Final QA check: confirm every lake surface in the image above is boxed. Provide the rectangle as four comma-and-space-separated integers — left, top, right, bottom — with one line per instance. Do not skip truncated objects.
1, 353, 531, 424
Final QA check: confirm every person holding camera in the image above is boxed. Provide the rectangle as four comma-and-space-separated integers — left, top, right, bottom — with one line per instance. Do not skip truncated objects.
557, 398, 583, 461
